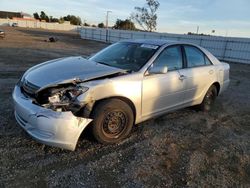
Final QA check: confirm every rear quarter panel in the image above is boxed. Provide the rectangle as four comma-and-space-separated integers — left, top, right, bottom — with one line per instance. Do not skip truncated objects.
215, 62, 230, 94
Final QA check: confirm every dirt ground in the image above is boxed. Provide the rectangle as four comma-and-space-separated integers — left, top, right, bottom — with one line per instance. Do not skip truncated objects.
0, 26, 249, 188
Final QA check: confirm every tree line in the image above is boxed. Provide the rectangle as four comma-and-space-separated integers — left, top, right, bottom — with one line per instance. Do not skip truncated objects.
33, 11, 82, 25
33, 0, 160, 31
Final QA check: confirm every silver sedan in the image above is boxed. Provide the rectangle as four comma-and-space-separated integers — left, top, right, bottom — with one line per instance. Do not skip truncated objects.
13, 40, 230, 150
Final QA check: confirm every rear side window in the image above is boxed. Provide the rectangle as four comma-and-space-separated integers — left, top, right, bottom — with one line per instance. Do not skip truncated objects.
184, 46, 211, 67
153, 46, 183, 71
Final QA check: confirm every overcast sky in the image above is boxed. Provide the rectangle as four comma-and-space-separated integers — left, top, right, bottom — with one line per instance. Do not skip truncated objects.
1, 0, 250, 38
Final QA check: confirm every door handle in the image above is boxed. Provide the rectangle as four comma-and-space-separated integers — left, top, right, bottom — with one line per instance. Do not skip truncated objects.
209, 70, 214, 75
179, 75, 186, 80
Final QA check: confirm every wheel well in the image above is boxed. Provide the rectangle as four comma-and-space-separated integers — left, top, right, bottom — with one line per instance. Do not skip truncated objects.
212, 82, 220, 95
90, 96, 136, 120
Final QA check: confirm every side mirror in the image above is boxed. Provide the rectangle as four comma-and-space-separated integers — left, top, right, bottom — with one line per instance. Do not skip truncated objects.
147, 66, 168, 75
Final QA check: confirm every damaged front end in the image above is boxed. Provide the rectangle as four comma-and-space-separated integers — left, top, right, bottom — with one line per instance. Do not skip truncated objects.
13, 55, 129, 150
35, 84, 89, 114
13, 80, 93, 151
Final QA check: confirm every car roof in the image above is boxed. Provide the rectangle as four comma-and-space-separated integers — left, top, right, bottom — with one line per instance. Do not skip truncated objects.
120, 39, 180, 46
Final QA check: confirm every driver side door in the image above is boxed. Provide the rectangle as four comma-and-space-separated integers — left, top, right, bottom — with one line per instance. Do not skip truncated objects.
142, 45, 186, 118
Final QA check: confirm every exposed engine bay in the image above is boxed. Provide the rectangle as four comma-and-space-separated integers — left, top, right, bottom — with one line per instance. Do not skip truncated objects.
35, 84, 88, 113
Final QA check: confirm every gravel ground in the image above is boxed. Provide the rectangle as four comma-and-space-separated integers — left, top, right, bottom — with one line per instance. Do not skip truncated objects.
0, 26, 249, 188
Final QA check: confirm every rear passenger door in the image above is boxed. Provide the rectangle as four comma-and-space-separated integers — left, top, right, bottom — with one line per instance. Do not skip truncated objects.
181, 45, 216, 103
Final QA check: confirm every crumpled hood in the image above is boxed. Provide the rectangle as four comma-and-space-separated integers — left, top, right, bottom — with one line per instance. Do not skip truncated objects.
23, 56, 125, 88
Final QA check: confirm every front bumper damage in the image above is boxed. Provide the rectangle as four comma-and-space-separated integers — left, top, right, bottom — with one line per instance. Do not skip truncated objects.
12, 86, 92, 151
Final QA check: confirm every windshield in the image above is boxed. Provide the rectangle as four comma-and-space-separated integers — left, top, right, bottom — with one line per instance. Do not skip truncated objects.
89, 42, 159, 72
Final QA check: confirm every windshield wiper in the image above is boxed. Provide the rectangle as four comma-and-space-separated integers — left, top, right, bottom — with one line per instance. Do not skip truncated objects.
96, 61, 131, 73
96, 61, 114, 67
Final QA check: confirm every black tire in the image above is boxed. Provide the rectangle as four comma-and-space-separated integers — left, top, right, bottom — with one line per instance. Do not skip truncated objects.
91, 99, 134, 144
198, 85, 217, 112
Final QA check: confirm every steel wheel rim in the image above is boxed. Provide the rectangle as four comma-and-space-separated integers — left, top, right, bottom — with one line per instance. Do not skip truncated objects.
102, 110, 127, 138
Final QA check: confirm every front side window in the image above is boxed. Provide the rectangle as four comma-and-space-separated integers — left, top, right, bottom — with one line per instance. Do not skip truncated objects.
152, 46, 183, 71
184, 46, 209, 67
89, 42, 158, 72
205, 56, 212, 65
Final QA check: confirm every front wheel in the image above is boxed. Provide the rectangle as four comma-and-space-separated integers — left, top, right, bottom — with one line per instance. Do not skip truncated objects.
91, 99, 134, 144
198, 85, 217, 112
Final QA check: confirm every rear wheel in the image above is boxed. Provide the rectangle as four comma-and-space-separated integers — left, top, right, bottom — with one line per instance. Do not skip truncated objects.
198, 85, 217, 112
91, 99, 134, 144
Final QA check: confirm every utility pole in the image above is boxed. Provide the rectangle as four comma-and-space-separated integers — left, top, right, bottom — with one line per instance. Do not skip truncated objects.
196, 26, 199, 34
129, 17, 132, 30
225, 29, 229, 37
106, 11, 112, 42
